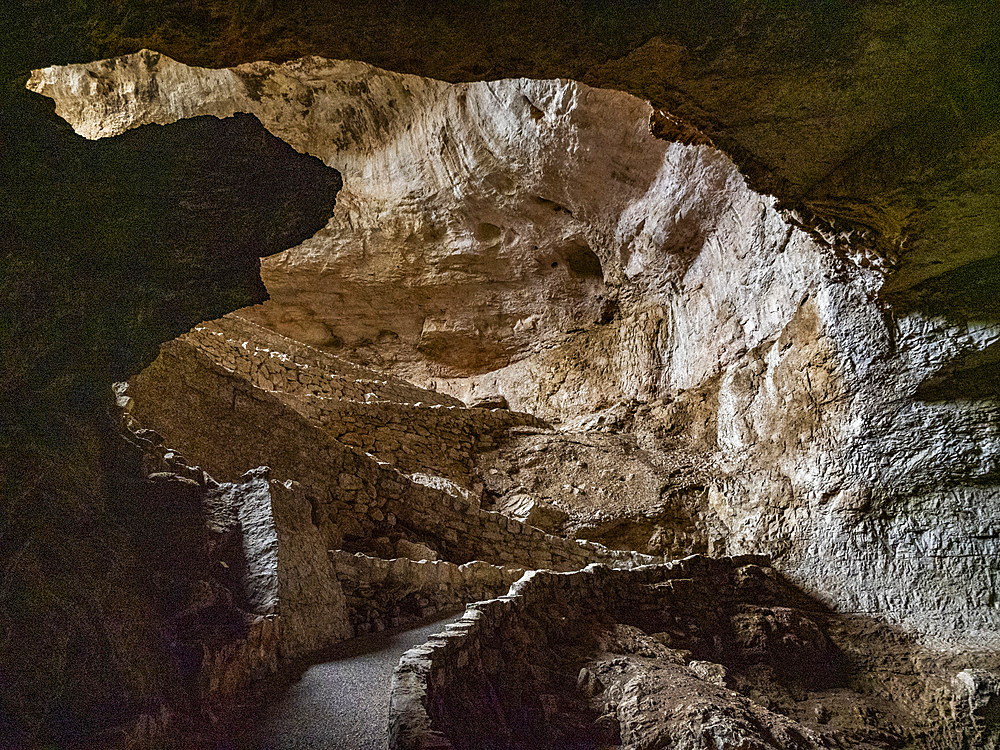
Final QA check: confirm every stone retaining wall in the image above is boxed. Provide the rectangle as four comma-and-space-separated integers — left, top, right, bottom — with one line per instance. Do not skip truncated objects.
118, 429, 354, 727
330, 551, 524, 635
388, 555, 770, 750
382, 473, 659, 571
128, 339, 658, 574
190, 316, 463, 407
282, 393, 544, 484
179, 316, 546, 483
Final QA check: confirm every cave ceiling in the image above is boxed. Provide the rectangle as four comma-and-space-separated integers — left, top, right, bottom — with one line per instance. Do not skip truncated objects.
13, 2, 998, 292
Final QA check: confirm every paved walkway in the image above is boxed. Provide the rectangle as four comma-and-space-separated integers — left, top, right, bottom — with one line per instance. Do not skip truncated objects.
233, 612, 461, 750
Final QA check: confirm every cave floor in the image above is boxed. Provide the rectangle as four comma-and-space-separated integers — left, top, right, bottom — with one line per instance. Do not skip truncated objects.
228, 612, 463, 750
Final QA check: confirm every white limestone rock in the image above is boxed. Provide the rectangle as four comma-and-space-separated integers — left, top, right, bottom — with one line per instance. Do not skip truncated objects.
31, 51, 1000, 650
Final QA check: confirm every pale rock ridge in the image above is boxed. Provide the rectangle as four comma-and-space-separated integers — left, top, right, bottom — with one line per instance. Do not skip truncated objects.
29, 51, 1000, 649
28, 49, 807, 396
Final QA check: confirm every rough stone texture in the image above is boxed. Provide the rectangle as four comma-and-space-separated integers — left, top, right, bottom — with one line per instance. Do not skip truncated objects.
3, 83, 339, 426
208, 469, 352, 661
193, 315, 465, 408
330, 550, 522, 635
179, 314, 545, 485
30, 49, 1000, 651
126, 334, 658, 573
477, 417, 712, 558
119, 423, 355, 688
9, 7, 1000, 746
140, 469, 284, 709
24, 2, 1000, 300
390, 557, 1000, 750
0, 81, 340, 747
28, 50, 748, 398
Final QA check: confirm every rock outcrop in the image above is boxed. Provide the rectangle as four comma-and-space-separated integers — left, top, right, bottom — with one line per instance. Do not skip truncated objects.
391, 557, 1000, 750
7, 3, 1000, 745
30, 49, 1000, 651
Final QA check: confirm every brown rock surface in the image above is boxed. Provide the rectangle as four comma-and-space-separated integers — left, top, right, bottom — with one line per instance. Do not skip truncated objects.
392, 557, 1000, 750
31, 42, 1000, 648
8, 4, 1000, 745
1, 66, 340, 748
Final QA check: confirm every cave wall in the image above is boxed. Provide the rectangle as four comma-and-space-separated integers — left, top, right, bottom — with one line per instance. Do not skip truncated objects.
0, 70, 340, 744
17, 1, 996, 298
5, 2, 995, 745
29, 49, 1000, 651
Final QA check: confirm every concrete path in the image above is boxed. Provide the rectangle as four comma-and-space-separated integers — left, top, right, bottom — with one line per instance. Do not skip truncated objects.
233, 612, 461, 750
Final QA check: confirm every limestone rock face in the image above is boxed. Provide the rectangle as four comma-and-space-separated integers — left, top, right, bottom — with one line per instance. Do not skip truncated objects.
3, 84, 340, 426
207, 470, 352, 659
30, 50, 1000, 651
29, 50, 779, 393
478, 423, 711, 557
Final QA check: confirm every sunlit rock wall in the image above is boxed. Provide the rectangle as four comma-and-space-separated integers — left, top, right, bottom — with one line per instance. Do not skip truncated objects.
31, 51, 1000, 648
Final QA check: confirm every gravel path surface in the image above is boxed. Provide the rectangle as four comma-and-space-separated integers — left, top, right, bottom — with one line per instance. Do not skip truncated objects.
236, 612, 462, 750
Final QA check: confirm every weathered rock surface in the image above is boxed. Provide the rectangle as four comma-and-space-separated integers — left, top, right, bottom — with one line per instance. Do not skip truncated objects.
29, 2, 997, 300
478, 421, 711, 557
3, 84, 339, 428
392, 557, 1000, 750
124, 315, 658, 573
0, 58, 339, 746
169, 314, 537, 486
30, 48, 1000, 651
30, 49, 712, 390
207, 469, 352, 660
12, 4, 998, 748
330, 550, 522, 635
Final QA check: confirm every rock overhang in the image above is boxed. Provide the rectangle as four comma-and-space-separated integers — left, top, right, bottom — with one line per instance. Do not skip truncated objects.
28, 50, 818, 384
3, 79, 342, 431
18, 12, 1000, 650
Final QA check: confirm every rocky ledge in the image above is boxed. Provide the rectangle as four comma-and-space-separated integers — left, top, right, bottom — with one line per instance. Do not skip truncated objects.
392, 557, 1000, 750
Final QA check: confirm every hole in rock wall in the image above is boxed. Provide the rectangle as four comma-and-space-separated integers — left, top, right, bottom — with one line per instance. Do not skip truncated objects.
534, 195, 573, 215
474, 222, 503, 242
524, 95, 545, 121
562, 240, 604, 279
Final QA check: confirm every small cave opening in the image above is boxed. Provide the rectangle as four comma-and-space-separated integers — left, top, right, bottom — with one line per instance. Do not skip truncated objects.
562, 240, 604, 279
537, 241, 604, 281
474, 221, 503, 242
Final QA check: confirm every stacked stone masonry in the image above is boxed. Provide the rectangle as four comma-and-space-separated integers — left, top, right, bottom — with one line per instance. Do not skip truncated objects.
390, 554, 984, 750
117, 428, 355, 731
330, 551, 524, 635
198, 316, 465, 407
389, 556, 772, 750
282, 394, 541, 485
128, 337, 659, 576
180, 316, 546, 483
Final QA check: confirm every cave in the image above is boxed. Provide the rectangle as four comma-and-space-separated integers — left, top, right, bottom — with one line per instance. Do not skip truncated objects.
3, 2, 1000, 749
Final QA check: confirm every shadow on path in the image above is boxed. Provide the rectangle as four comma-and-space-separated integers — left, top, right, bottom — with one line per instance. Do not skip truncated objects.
227, 611, 463, 750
